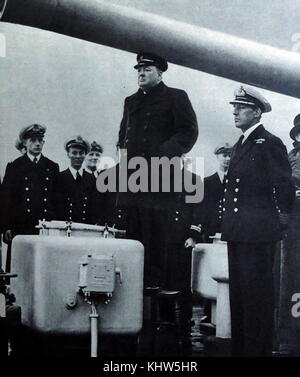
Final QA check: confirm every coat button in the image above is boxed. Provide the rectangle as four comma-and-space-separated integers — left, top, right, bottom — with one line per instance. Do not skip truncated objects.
219, 216, 222, 219
83, 211, 86, 214
25, 177, 28, 180
70, 203, 73, 206
69, 217, 72, 220
82, 218, 86, 221
223, 208, 226, 212
224, 188, 227, 192
118, 215, 121, 219
144, 125, 148, 130
44, 198, 47, 202
46, 177, 49, 180
225, 179, 228, 183
25, 187, 29, 191
223, 198, 226, 202
26, 198, 30, 202
127, 127, 131, 131
234, 208, 238, 212
44, 188, 48, 191
69, 210, 72, 213
142, 138, 147, 142
84, 197, 88, 200
235, 188, 239, 192
44, 209, 47, 213
234, 198, 238, 202
27, 209, 31, 213
146, 112, 151, 116
236, 178, 240, 183
83, 204, 86, 207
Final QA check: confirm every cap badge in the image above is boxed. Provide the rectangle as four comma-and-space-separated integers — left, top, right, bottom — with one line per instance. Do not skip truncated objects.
236, 86, 246, 96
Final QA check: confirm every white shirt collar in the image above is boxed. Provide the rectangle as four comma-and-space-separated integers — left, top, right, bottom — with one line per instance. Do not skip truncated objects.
27, 153, 41, 162
85, 168, 100, 178
217, 169, 225, 182
242, 123, 262, 143
68, 166, 84, 180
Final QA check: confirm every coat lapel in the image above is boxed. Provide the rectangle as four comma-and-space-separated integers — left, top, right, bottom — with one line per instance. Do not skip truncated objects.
228, 125, 265, 174
127, 82, 167, 114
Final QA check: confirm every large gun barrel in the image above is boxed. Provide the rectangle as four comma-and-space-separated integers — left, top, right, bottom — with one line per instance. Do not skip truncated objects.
1, 0, 300, 98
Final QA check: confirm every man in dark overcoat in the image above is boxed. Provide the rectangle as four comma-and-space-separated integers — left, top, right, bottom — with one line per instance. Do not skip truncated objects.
116, 52, 198, 286
221, 86, 294, 357
1, 124, 59, 241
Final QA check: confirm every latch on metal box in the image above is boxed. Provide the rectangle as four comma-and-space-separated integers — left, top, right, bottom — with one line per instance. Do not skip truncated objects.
78, 254, 122, 298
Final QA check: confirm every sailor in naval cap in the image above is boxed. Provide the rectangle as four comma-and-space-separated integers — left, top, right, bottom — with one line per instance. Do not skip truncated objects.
1, 124, 59, 253
221, 85, 294, 356
55, 136, 104, 225
85, 140, 103, 178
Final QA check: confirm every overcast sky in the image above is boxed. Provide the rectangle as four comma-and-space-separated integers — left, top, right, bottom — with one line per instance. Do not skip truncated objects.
1, 0, 300, 177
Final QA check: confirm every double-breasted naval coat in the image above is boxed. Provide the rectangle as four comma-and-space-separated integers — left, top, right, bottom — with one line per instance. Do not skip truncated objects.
117, 81, 198, 209
1, 154, 59, 236
220, 124, 294, 357
55, 169, 102, 225
118, 81, 198, 160
117, 81, 198, 285
221, 125, 294, 243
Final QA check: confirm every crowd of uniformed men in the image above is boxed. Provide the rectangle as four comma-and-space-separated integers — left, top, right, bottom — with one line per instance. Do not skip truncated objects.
0, 51, 298, 357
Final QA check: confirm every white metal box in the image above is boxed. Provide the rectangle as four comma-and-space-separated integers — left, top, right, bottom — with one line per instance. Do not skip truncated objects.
10, 235, 144, 336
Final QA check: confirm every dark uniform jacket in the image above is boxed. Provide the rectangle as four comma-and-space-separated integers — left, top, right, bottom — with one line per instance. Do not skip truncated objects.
117, 81, 198, 208
55, 169, 103, 225
221, 125, 294, 243
1, 154, 59, 235
189, 172, 224, 243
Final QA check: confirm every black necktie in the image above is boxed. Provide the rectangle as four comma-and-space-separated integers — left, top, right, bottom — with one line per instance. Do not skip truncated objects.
235, 135, 244, 153
76, 172, 81, 183
33, 157, 38, 164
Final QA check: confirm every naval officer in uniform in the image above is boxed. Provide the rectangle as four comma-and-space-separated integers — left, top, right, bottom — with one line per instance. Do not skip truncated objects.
117, 52, 198, 286
221, 86, 294, 357
55, 136, 104, 225
185, 142, 232, 247
85, 141, 103, 178
1, 124, 59, 241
